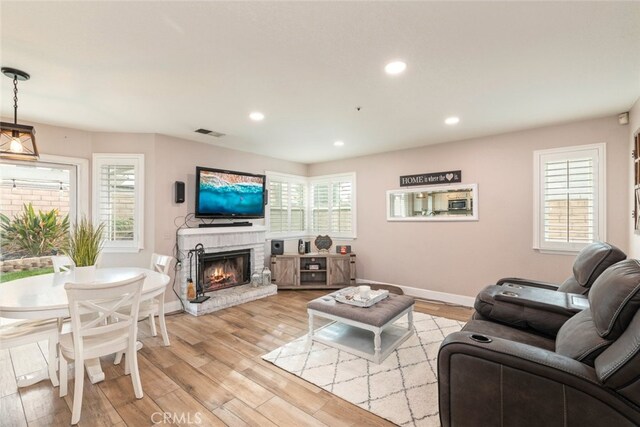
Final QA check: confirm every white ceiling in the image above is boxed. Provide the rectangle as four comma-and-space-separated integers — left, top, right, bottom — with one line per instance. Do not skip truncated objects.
1, 1, 639, 164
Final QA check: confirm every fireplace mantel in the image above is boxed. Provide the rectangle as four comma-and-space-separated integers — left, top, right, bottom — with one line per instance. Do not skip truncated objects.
177, 225, 275, 316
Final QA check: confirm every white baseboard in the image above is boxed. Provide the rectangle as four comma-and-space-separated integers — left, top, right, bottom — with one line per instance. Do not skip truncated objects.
356, 278, 475, 308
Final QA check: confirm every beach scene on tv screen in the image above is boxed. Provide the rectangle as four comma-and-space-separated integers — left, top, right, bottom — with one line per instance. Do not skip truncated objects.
199, 171, 264, 215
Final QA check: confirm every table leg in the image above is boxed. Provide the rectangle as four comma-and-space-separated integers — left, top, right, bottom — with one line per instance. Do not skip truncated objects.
16, 370, 50, 387
408, 309, 414, 332
306, 311, 314, 350
374, 330, 382, 363
85, 359, 105, 384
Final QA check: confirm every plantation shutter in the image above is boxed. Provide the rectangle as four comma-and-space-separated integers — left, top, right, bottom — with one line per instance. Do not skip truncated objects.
269, 180, 287, 233
310, 182, 330, 232
93, 154, 144, 251
332, 180, 353, 233
534, 144, 603, 252
268, 174, 306, 235
98, 164, 136, 241
543, 158, 594, 244
289, 182, 306, 232
310, 173, 356, 237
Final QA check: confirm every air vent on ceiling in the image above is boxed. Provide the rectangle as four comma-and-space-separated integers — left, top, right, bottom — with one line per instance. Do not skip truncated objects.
195, 128, 226, 138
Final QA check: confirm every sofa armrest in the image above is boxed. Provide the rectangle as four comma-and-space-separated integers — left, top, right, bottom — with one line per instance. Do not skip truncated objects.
496, 277, 560, 291
438, 331, 639, 427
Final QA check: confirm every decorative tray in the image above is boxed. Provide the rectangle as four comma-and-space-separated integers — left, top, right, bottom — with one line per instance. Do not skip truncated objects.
335, 287, 389, 308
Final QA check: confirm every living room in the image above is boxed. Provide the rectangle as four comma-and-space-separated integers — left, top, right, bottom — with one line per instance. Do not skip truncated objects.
1, 1, 640, 426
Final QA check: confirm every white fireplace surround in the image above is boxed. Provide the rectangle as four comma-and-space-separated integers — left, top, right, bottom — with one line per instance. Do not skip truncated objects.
177, 225, 276, 316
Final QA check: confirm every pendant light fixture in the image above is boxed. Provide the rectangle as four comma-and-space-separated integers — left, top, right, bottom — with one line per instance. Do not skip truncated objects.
1, 67, 39, 161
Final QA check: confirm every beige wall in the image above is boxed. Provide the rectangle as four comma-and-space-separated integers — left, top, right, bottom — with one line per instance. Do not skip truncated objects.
629, 97, 640, 258
308, 116, 629, 298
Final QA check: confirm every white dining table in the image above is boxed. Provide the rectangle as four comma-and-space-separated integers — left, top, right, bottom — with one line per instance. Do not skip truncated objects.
0, 267, 170, 385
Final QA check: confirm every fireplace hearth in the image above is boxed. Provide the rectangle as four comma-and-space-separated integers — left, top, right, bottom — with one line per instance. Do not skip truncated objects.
199, 249, 251, 293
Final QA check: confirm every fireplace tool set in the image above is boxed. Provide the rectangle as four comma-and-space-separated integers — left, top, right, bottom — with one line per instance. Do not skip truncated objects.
186, 244, 210, 304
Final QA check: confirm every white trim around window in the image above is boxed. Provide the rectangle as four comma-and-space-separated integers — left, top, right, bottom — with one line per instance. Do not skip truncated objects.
533, 143, 606, 253
92, 153, 144, 253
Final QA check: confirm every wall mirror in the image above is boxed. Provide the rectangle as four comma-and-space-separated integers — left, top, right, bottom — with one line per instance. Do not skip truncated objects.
386, 183, 478, 221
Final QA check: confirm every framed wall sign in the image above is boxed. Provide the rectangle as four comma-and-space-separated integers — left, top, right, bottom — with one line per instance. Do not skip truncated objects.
399, 170, 461, 187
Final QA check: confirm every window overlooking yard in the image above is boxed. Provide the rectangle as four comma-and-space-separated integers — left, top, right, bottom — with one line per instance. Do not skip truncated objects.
1, 162, 73, 221
533, 143, 605, 252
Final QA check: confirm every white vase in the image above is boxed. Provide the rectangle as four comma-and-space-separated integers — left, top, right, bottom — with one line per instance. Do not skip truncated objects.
74, 265, 96, 283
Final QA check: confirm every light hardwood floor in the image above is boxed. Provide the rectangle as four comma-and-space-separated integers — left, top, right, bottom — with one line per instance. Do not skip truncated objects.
0, 290, 472, 427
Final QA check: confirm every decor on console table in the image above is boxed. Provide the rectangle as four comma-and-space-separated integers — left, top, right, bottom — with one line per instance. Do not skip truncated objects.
314, 235, 332, 252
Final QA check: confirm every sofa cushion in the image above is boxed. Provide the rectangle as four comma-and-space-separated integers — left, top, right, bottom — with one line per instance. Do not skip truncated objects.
555, 309, 611, 366
565, 242, 626, 290
589, 259, 640, 339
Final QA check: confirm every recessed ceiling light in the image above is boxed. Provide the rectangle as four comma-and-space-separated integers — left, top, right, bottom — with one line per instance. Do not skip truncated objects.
334, 140, 345, 147
445, 116, 460, 125
249, 112, 265, 121
384, 61, 407, 75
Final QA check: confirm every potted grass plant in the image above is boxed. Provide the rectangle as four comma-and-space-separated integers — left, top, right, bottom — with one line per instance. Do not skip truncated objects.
65, 217, 105, 283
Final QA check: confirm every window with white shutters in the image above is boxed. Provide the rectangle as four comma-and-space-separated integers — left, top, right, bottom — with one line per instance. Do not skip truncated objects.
533, 144, 605, 252
267, 172, 307, 237
93, 154, 144, 252
310, 173, 356, 238
266, 171, 356, 239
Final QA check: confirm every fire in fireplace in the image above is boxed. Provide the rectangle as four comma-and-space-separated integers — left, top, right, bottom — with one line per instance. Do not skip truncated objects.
199, 249, 251, 293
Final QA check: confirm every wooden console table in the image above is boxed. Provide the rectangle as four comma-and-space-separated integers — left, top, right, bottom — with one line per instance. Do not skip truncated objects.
270, 253, 356, 290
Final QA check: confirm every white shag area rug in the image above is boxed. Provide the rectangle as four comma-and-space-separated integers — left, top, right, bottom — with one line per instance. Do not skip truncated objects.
262, 312, 465, 427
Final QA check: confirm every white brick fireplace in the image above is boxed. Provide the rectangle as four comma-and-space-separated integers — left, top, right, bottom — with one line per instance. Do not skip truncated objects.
177, 225, 277, 316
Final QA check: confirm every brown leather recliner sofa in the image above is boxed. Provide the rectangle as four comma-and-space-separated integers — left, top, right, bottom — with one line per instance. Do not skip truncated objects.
473, 241, 626, 336
438, 259, 640, 426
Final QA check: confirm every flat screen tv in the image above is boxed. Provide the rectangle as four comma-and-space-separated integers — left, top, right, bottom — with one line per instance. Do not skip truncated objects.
195, 167, 266, 219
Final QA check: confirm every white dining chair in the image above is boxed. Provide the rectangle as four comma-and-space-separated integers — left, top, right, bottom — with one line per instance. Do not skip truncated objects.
59, 274, 145, 425
144, 253, 173, 345
51, 255, 74, 272
0, 317, 60, 387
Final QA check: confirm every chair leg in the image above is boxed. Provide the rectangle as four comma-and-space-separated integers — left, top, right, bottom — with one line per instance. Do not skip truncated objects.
148, 314, 157, 337
59, 353, 68, 397
124, 353, 130, 375
114, 351, 123, 365
48, 336, 59, 387
158, 295, 170, 346
71, 358, 84, 425
129, 343, 143, 399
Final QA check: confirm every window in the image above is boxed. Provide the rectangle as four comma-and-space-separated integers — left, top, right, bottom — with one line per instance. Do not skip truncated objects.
266, 171, 356, 239
533, 143, 605, 252
309, 173, 356, 238
93, 154, 144, 252
0, 155, 88, 223
267, 172, 307, 237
